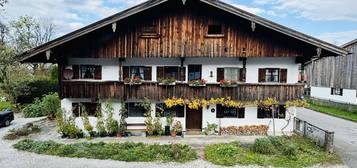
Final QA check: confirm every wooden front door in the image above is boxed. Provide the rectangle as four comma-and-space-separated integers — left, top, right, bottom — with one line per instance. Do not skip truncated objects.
186, 107, 202, 129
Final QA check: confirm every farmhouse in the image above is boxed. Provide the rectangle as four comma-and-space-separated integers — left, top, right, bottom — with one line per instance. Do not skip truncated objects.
21, 0, 347, 134
305, 39, 357, 105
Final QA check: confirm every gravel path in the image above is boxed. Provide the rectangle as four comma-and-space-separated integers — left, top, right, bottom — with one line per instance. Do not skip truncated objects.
0, 113, 348, 168
297, 108, 357, 168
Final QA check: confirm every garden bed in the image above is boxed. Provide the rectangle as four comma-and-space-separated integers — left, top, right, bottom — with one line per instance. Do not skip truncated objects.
204, 135, 342, 168
13, 139, 198, 163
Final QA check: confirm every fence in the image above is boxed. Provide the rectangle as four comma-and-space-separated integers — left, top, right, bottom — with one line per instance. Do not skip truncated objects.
293, 117, 334, 152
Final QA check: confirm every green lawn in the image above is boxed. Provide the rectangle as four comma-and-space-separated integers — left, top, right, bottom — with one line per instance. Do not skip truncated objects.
204, 136, 342, 168
308, 104, 357, 122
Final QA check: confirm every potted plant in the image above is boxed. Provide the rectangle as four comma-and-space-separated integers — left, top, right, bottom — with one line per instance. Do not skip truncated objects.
165, 113, 174, 136
171, 121, 182, 136
219, 79, 238, 87
203, 123, 218, 136
188, 79, 206, 87
158, 78, 176, 86
124, 77, 142, 85
153, 117, 163, 136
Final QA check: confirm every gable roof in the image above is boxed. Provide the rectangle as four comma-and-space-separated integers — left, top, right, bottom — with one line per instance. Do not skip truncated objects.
341, 39, 357, 48
20, 0, 348, 62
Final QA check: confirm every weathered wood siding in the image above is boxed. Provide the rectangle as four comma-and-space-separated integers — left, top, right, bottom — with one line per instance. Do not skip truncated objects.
60, 81, 304, 101
305, 42, 357, 89
54, 0, 306, 60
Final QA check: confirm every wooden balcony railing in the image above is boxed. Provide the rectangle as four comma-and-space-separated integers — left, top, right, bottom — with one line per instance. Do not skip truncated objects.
60, 81, 304, 102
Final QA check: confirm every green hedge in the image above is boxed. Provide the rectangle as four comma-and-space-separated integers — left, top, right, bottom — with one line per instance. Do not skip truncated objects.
23, 93, 60, 118
17, 78, 58, 104
14, 140, 198, 163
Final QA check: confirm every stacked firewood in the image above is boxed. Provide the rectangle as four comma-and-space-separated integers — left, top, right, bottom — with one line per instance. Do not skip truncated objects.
220, 125, 269, 136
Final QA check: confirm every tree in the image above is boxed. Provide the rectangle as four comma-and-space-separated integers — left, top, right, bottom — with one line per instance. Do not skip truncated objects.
0, 0, 7, 7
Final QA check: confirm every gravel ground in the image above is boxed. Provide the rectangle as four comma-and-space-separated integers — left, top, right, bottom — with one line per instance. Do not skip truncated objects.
297, 108, 357, 168
0, 113, 348, 168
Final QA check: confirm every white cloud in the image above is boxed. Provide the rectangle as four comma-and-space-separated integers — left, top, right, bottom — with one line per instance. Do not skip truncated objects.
317, 30, 357, 46
233, 4, 266, 15
264, 0, 357, 21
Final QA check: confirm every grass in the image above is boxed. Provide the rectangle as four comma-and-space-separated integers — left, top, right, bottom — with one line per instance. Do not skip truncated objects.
3, 125, 41, 140
13, 140, 198, 163
308, 104, 357, 122
204, 135, 342, 168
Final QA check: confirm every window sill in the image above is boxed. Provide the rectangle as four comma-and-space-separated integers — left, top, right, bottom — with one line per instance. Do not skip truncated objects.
140, 33, 160, 39
205, 34, 224, 38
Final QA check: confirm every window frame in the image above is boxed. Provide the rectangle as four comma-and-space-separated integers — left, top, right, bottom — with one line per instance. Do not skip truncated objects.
216, 104, 245, 118
207, 25, 222, 35
188, 64, 202, 81
331, 88, 343, 96
265, 68, 280, 83
72, 102, 100, 117
155, 103, 184, 118
80, 65, 96, 79
130, 66, 146, 79
257, 105, 286, 119
223, 67, 240, 81
126, 102, 147, 117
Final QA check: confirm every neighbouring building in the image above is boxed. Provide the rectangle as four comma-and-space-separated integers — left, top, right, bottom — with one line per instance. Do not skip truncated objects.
305, 39, 357, 105
20, 0, 347, 134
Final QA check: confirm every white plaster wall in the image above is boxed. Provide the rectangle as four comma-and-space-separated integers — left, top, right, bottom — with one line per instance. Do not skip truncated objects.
67, 58, 119, 81
246, 57, 299, 84
202, 105, 295, 133
310, 86, 357, 105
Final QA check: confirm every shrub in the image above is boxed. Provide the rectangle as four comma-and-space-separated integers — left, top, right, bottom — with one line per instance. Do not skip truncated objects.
17, 78, 58, 104
22, 93, 60, 118
204, 142, 242, 166
14, 140, 198, 163
250, 138, 276, 155
3, 124, 41, 140
56, 110, 83, 139
0, 101, 15, 111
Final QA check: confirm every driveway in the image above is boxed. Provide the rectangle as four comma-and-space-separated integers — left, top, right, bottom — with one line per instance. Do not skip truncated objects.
297, 108, 357, 168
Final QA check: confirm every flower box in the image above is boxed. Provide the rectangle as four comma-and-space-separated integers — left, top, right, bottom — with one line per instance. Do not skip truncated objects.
188, 79, 207, 87
124, 77, 142, 85
188, 84, 206, 87
157, 78, 176, 86
219, 79, 238, 87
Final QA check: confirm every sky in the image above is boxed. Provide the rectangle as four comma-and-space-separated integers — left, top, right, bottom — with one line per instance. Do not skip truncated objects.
2, 0, 357, 46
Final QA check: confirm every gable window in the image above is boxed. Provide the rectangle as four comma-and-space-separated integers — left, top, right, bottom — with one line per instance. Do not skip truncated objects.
126, 102, 147, 117
122, 66, 152, 81
331, 88, 343, 96
208, 25, 222, 35
71, 65, 102, 80
257, 105, 286, 119
155, 103, 184, 117
217, 68, 246, 82
141, 22, 159, 38
258, 68, 287, 83
72, 102, 100, 117
216, 104, 245, 118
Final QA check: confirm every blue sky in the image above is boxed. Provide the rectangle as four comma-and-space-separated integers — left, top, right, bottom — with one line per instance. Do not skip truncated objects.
3, 0, 357, 45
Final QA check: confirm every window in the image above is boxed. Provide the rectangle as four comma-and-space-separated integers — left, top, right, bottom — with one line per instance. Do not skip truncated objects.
80, 65, 96, 79
130, 66, 145, 79
266, 68, 279, 82
216, 104, 245, 118
257, 105, 286, 119
126, 102, 147, 117
164, 67, 179, 79
188, 65, 202, 81
155, 103, 184, 117
157, 66, 185, 81
72, 102, 100, 117
258, 68, 287, 83
331, 88, 343, 96
208, 25, 222, 35
224, 68, 239, 81
142, 24, 157, 34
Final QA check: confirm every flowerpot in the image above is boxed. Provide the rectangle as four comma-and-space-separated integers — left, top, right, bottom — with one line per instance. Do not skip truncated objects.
165, 126, 170, 136
171, 132, 176, 137
116, 132, 124, 137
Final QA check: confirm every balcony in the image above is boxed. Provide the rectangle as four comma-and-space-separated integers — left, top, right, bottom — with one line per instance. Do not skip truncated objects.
60, 81, 304, 102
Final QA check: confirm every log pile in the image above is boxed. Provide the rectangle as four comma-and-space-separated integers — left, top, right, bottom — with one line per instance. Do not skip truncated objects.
220, 125, 269, 136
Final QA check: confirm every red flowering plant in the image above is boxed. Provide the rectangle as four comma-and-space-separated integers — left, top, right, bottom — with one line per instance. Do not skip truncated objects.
124, 77, 142, 84
188, 79, 206, 86
219, 79, 238, 87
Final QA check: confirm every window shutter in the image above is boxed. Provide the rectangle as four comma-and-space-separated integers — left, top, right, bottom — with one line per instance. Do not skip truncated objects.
238, 108, 245, 118
216, 104, 224, 118
94, 65, 102, 80
340, 88, 343, 96
144, 67, 152, 81
331, 88, 334, 95
179, 67, 186, 81
72, 65, 80, 79
280, 69, 287, 83
217, 68, 224, 82
258, 69, 266, 82
239, 68, 246, 82
123, 66, 129, 80
157, 67, 164, 80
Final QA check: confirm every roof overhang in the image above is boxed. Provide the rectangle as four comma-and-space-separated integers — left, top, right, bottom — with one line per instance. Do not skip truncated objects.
20, 0, 348, 63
